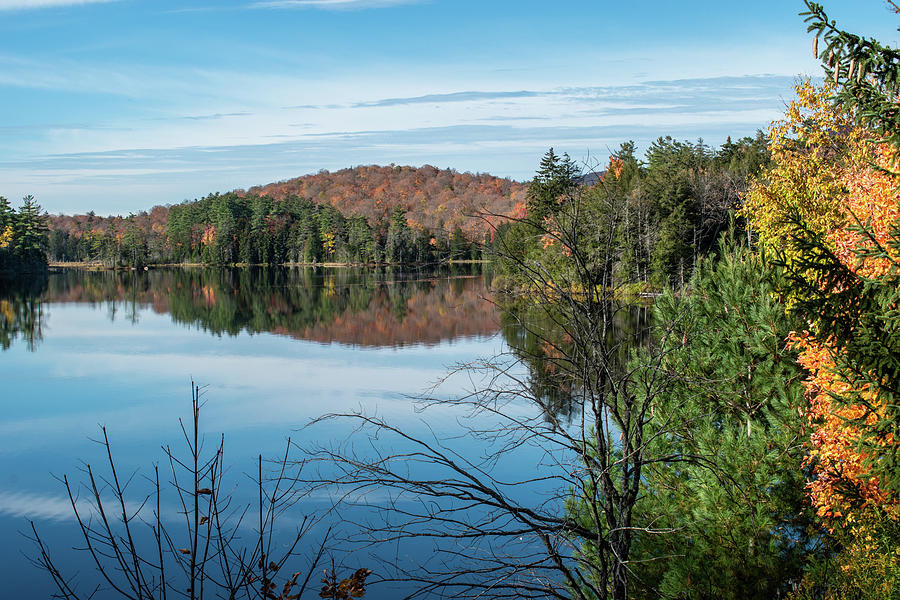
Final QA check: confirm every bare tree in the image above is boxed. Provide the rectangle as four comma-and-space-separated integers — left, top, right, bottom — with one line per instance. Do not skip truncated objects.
29, 382, 335, 600
298, 181, 695, 600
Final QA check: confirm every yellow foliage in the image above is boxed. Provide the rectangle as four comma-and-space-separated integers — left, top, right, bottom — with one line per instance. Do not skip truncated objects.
322, 231, 336, 258
0, 225, 13, 249
791, 508, 900, 600
748, 80, 900, 595
743, 80, 871, 268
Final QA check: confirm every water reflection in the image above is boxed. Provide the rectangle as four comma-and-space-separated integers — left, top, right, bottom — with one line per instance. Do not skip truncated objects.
499, 298, 651, 423
0, 267, 652, 598
2, 267, 653, 425
0, 273, 48, 351
0, 266, 510, 600
2, 266, 501, 350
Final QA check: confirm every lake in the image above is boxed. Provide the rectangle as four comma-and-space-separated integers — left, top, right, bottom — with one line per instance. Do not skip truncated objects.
1, 266, 544, 599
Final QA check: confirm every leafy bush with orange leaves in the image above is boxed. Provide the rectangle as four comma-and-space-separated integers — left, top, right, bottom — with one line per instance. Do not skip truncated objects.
745, 78, 900, 595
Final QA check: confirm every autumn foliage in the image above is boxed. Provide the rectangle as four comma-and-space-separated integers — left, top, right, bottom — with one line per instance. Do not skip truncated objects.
746, 80, 900, 591
44, 166, 527, 265
245, 164, 527, 240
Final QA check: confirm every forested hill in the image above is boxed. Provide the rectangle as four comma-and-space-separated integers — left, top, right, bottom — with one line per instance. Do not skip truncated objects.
45, 165, 527, 266
244, 164, 527, 239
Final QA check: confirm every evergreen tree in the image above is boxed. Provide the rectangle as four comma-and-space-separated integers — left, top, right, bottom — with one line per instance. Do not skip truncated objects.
526, 147, 579, 221
300, 211, 322, 263
568, 243, 815, 599
212, 194, 238, 264
346, 216, 375, 263
167, 203, 192, 262
12, 195, 49, 268
386, 206, 412, 263
449, 226, 469, 261
248, 196, 272, 264
121, 214, 148, 268
634, 244, 813, 598
642, 137, 699, 287
803, 1, 900, 166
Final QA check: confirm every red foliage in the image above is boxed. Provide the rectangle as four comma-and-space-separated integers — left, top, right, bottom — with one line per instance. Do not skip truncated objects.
790, 145, 900, 523
47, 165, 527, 247
244, 165, 527, 239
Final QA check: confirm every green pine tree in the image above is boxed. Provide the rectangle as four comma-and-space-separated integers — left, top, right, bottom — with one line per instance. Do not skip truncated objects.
12, 195, 49, 270
526, 147, 579, 221
386, 206, 411, 263
569, 243, 816, 600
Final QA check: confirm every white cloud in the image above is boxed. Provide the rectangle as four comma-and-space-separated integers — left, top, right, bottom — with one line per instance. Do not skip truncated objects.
0, 490, 80, 522
0, 72, 798, 211
250, 0, 423, 9
0, 0, 117, 10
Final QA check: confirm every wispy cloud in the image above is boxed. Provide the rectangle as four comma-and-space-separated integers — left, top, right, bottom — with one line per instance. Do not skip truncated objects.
0, 489, 191, 524
179, 112, 253, 121
0, 490, 81, 522
353, 90, 543, 108
0, 0, 117, 10
250, 0, 423, 9
1, 74, 800, 212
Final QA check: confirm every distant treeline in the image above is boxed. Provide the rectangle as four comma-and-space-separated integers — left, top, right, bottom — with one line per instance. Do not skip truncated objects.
48, 196, 481, 267
245, 164, 526, 239
46, 164, 525, 267
43, 137, 768, 275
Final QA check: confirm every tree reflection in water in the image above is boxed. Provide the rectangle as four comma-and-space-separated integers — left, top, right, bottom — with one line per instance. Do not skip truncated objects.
500, 297, 651, 423
3, 265, 502, 351
0, 273, 48, 351
2, 267, 650, 427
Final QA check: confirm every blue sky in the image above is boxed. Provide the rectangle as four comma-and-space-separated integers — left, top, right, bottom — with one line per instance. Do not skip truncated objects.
1, 0, 897, 215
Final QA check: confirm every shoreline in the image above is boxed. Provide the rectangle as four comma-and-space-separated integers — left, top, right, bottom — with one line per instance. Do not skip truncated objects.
49, 259, 491, 270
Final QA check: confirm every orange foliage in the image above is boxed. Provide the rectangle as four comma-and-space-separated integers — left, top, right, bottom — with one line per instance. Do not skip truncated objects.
201, 225, 216, 246
789, 333, 892, 521
511, 201, 527, 220
540, 216, 558, 249
47, 165, 527, 250
46, 204, 169, 252
605, 157, 623, 180
832, 145, 900, 278
245, 165, 527, 239
792, 146, 900, 523
201, 285, 216, 306
749, 82, 900, 528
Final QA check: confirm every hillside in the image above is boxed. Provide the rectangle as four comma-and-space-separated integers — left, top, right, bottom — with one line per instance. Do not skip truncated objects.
244, 164, 527, 240
46, 165, 528, 265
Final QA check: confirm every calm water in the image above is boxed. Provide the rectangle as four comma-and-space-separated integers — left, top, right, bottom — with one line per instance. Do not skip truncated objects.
0, 266, 532, 599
